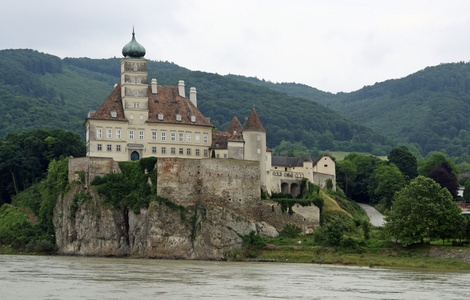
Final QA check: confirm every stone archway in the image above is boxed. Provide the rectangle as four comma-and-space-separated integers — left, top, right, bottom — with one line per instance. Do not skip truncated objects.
281, 182, 289, 194
291, 182, 300, 198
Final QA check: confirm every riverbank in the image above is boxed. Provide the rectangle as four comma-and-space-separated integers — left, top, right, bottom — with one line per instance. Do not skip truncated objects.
256, 241, 470, 270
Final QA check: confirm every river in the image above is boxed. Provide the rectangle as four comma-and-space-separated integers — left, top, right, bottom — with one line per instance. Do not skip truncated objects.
1, 255, 469, 299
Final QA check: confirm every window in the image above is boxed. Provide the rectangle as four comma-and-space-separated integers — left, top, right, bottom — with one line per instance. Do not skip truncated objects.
116, 145, 121, 152
216, 154, 220, 158
161, 132, 166, 141
186, 133, 191, 142
158, 113, 163, 120
187, 148, 191, 155
97, 128, 102, 138
171, 132, 176, 141
152, 132, 157, 140
324, 164, 328, 168
129, 130, 134, 139
257, 135, 261, 141
116, 129, 121, 139
195, 133, 200, 143
179, 148, 184, 155
161, 147, 166, 154
134, 91, 139, 97
224, 154, 227, 158
171, 147, 176, 154
139, 131, 144, 140
107, 144, 112, 151
195, 149, 200, 156
203, 134, 208, 144
111, 111, 117, 118
257, 148, 261, 154
179, 133, 184, 142
133, 64, 137, 71
204, 149, 208, 157
97, 144, 102, 151
176, 114, 182, 121
137, 78, 141, 84
191, 115, 196, 122
130, 114, 134, 120
132, 78, 135, 84
106, 129, 112, 139
140, 114, 144, 120
240, 148, 244, 154
152, 146, 157, 154
134, 102, 140, 108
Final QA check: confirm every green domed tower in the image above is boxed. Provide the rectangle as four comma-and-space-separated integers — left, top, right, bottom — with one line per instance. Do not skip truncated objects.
120, 29, 149, 143
122, 28, 146, 58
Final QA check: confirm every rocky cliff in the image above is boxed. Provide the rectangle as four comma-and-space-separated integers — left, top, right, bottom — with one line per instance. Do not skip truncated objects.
53, 157, 320, 260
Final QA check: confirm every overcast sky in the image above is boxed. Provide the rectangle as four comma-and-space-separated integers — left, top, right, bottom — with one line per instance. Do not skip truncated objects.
2, 0, 470, 93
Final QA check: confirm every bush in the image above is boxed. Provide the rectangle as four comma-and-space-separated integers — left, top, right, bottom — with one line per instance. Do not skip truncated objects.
280, 224, 302, 238
242, 231, 266, 257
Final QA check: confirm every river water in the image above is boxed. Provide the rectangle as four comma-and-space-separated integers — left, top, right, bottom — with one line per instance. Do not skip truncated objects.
1, 255, 469, 299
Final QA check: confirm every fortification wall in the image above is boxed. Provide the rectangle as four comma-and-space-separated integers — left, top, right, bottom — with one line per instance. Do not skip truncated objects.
157, 157, 260, 208
68, 157, 120, 186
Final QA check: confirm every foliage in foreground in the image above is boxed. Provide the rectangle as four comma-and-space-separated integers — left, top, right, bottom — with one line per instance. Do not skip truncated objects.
385, 176, 464, 246
0, 157, 70, 253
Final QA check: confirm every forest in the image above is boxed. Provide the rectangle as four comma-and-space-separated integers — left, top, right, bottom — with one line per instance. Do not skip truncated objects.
230, 63, 470, 160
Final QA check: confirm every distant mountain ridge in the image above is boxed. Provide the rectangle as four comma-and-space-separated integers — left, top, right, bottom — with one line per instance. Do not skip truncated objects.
0, 49, 391, 156
227, 63, 470, 158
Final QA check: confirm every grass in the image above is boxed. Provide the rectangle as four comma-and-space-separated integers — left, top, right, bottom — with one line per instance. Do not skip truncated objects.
257, 239, 470, 271
257, 235, 470, 270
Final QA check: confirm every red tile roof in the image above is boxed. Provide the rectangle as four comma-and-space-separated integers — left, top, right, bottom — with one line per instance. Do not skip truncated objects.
87, 83, 213, 128
226, 115, 243, 135
244, 109, 266, 132
147, 85, 213, 127
87, 84, 127, 121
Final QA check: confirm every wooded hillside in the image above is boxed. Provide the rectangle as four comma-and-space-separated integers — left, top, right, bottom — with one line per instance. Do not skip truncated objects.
0, 49, 392, 155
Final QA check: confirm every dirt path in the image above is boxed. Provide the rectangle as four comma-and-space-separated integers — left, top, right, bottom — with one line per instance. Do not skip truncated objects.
357, 203, 385, 227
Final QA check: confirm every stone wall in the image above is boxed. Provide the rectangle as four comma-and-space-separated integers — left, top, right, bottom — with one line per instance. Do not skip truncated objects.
157, 158, 260, 207
68, 157, 120, 186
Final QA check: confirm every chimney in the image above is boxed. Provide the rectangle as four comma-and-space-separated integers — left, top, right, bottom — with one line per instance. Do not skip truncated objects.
178, 80, 185, 98
151, 78, 158, 94
189, 87, 197, 107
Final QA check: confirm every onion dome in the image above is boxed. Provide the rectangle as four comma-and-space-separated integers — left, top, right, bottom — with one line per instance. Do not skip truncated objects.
122, 29, 146, 58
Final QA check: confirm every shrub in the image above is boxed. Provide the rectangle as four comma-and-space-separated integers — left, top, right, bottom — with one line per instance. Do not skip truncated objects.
280, 224, 302, 238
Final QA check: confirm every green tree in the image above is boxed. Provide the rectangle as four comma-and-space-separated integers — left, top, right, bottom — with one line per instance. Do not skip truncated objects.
336, 159, 357, 196
388, 146, 418, 182
463, 181, 470, 202
386, 176, 463, 246
371, 163, 406, 209
418, 152, 458, 178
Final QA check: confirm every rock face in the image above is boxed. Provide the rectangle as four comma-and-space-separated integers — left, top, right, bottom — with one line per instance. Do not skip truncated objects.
54, 157, 320, 260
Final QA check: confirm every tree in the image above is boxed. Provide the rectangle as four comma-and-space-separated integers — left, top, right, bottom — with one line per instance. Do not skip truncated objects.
426, 162, 459, 200
386, 176, 463, 246
370, 163, 406, 209
418, 152, 458, 178
463, 181, 470, 202
336, 159, 356, 196
388, 146, 418, 182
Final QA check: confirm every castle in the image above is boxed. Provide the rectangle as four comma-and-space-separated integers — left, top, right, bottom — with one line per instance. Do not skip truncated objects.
85, 30, 335, 195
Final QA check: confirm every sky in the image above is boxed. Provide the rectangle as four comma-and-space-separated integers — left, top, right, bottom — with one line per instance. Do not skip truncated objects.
2, 0, 470, 93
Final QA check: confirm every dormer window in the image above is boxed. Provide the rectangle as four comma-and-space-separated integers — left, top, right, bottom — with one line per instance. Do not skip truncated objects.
190, 115, 196, 123
111, 111, 117, 118
158, 113, 164, 120
176, 114, 182, 122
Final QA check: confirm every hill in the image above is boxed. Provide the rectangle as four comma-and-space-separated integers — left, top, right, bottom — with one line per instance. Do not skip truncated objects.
228, 63, 470, 158
0, 49, 392, 155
